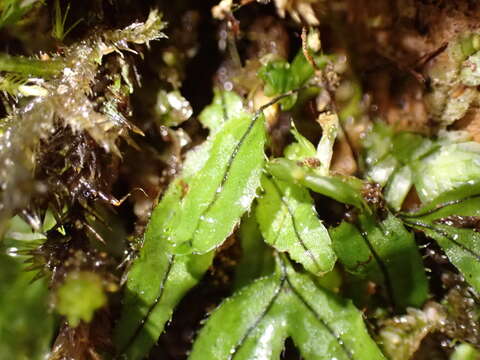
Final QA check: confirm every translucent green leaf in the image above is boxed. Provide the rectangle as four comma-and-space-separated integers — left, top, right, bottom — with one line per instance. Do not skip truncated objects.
256, 175, 336, 275
411, 142, 480, 203
284, 126, 316, 161
198, 89, 244, 133
168, 110, 266, 255
267, 158, 367, 210
258, 51, 330, 110
190, 257, 385, 360
363, 123, 435, 210
155, 90, 193, 127
330, 213, 428, 310
383, 165, 412, 211
378, 304, 445, 360
363, 122, 480, 209
114, 142, 215, 360
401, 182, 480, 293
316, 112, 339, 175
460, 51, 480, 86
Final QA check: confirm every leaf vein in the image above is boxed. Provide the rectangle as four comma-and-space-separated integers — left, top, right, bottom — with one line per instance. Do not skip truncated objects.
284, 273, 354, 360
118, 254, 175, 356
403, 219, 480, 260
228, 274, 286, 359
355, 224, 395, 308
270, 177, 323, 273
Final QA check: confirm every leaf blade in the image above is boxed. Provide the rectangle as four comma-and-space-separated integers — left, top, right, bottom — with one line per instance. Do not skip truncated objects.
169, 111, 266, 254
256, 175, 336, 275
114, 142, 215, 360
400, 182, 480, 292
190, 257, 386, 360
331, 214, 428, 310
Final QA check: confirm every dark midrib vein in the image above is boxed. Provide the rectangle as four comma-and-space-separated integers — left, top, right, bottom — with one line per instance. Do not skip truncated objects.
187, 89, 304, 249
284, 274, 354, 360
399, 194, 480, 219
119, 254, 175, 356
270, 177, 323, 273
228, 275, 286, 360
355, 224, 396, 309
403, 219, 480, 261
203, 113, 261, 215
183, 113, 262, 252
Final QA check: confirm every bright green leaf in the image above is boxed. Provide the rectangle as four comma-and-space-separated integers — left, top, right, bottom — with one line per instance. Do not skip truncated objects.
168, 110, 266, 255
0, 0, 43, 28
114, 140, 215, 360
330, 213, 428, 310
451, 343, 480, 360
114, 92, 256, 358
284, 126, 316, 161
256, 175, 336, 275
190, 257, 386, 360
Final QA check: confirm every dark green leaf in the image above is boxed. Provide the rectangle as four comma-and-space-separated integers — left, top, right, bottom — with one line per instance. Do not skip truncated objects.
234, 211, 275, 290
330, 213, 428, 310
401, 182, 480, 293
256, 175, 336, 275
190, 257, 386, 360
